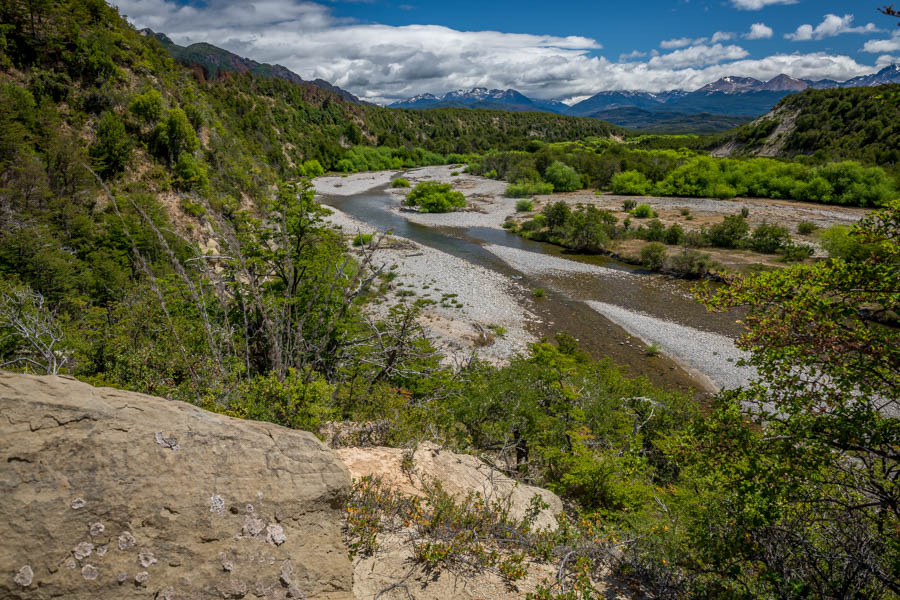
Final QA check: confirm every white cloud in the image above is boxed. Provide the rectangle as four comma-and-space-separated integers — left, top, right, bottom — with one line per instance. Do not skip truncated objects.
875, 54, 900, 68
745, 23, 773, 40
114, 0, 883, 103
863, 31, 900, 53
731, 0, 796, 10
711, 31, 733, 43
660, 37, 693, 49
786, 14, 879, 41
619, 49, 647, 61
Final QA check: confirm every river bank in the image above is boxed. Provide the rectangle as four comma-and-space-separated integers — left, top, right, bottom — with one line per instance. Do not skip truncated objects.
312, 168, 769, 393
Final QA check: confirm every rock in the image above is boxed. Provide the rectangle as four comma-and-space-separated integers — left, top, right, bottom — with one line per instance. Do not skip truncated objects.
337, 442, 563, 531
0, 372, 353, 600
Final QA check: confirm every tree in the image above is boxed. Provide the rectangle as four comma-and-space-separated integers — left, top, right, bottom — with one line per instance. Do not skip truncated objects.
89, 111, 131, 177
0, 281, 69, 374
697, 199, 900, 595
545, 161, 581, 192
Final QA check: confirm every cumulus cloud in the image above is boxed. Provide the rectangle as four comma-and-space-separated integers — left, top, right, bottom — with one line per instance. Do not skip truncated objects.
649, 44, 749, 69
745, 23, 773, 40
619, 49, 647, 61
660, 37, 693, 49
863, 31, 900, 53
113, 0, 882, 103
662, 32, 733, 48
731, 0, 796, 10
786, 14, 879, 41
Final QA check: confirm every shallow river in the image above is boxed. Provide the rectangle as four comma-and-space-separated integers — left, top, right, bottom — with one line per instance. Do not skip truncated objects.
322, 186, 751, 394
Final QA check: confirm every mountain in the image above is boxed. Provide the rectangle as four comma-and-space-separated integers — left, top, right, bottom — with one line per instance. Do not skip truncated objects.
389, 87, 562, 113
840, 64, 900, 88
391, 66, 900, 132
142, 29, 370, 105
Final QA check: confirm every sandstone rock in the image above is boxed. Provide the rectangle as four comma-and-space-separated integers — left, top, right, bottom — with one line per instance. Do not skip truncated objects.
0, 372, 353, 599
337, 443, 562, 531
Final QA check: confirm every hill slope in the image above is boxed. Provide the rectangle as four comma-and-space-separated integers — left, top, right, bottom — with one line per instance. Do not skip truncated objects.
714, 85, 900, 170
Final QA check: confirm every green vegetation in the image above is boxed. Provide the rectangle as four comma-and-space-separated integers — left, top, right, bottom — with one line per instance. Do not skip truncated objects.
531, 287, 546, 298
0, 4, 896, 598
404, 181, 466, 212
471, 139, 897, 207
630, 203, 655, 218
640, 242, 667, 271
505, 181, 553, 198
391, 177, 410, 188
514, 199, 534, 212
352, 233, 374, 246
731, 85, 900, 169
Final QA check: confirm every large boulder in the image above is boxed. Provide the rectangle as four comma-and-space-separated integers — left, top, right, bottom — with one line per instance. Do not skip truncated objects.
0, 372, 354, 600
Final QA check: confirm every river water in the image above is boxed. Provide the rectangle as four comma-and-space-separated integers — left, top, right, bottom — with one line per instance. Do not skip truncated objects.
321, 186, 751, 394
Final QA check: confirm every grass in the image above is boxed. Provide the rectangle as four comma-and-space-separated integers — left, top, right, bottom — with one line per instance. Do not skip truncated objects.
391, 178, 411, 188
515, 199, 534, 212
531, 288, 546, 298
645, 343, 662, 357
353, 233, 374, 246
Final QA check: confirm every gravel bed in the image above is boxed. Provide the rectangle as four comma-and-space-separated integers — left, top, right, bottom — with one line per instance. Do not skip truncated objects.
484, 244, 632, 279
321, 205, 536, 365
313, 171, 398, 196
586, 301, 754, 392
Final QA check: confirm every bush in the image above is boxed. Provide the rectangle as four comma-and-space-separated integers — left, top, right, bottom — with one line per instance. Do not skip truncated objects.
779, 243, 814, 262
669, 248, 717, 278
664, 223, 685, 245
405, 181, 466, 213
515, 199, 534, 212
542, 201, 572, 230
505, 181, 553, 198
611, 170, 652, 195
172, 152, 209, 192
302, 159, 325, 178
391, 178, 410, 188
520, 214, 546, 232
531, 288, 546, 298
225, 370, 335, 431
544, 161, 581, 192
622, 199, 637, 212
641, 242, 667, 271
797, 221, 818, 235
819, 225, 873, 260
683, 230, 708, 248
705, 214, 748, 249
630, 203, 654, 219
151, 108, 199, 163
353, 233, 374, 247
750, 222, 791, 254
564, 206, 616, 252
128, 89, 164, 123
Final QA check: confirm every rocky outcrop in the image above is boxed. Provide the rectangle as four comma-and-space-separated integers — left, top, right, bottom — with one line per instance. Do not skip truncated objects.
0, 372, 354, 600
337, 443, 562, 530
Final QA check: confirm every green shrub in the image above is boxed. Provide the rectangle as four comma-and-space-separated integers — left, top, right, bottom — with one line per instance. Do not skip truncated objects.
531, 288, 546, 298
544, 161, 581, 192
622, 199, 637, 212
225, 370, 336, 431
563, 206, 616, 252
179, 198, 206, 218
645, 343, 662, 357
641, 242, 667, 271
391, 178, 410, 188
128, 89, 164, 123
520, 214, 546, 232
779, 243, 814, 262
630, 203, 654, 219
750, 222, 791, 254
505, 182, 553, 198
796, 221, 818, 235
664, 223, 685, 245
542, 201, 572, 229
705, 215, 748, 249
610, 170, 652, 195
451, 171, 460, 176
515, 199, 534, 212
173, 152, 209, 192
302, 159, 325, 178
669, 248, 717, 278
405, 181, 466, 213
485, 169, 498, 179
353, 233, 374, 246
150, 107, 199, 163
819, 225, 873, 260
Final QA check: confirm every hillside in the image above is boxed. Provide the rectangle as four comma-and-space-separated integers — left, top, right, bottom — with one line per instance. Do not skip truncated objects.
714, 85, 900, 171
590, 107, 749, 134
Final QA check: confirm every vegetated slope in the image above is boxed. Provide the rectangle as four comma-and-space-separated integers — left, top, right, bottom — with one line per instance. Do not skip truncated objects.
715, 85, 900, 170
590, 107, 750, 134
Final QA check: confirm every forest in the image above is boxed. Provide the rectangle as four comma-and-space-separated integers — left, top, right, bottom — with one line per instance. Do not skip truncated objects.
0, 1, 897, 598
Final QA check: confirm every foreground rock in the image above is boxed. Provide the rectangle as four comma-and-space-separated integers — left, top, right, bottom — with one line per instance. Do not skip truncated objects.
339, 444, 569, 599
0, 372, 353, 600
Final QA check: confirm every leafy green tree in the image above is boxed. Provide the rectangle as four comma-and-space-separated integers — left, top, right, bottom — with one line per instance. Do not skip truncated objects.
89, 111, 131, 177
128, 88, 164, 123
544, 161, 581, 192
151, 107, 199, 163
404, 181, 465, 213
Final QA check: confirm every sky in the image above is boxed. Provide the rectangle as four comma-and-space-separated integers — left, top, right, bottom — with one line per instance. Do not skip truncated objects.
113, 0, 900, 104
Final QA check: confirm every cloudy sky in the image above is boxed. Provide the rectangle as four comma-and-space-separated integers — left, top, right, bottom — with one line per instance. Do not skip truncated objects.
113, 0, 900, 104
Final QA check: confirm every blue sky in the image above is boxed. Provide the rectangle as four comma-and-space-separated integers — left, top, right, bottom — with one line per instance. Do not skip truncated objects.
116, 0, 900, 103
